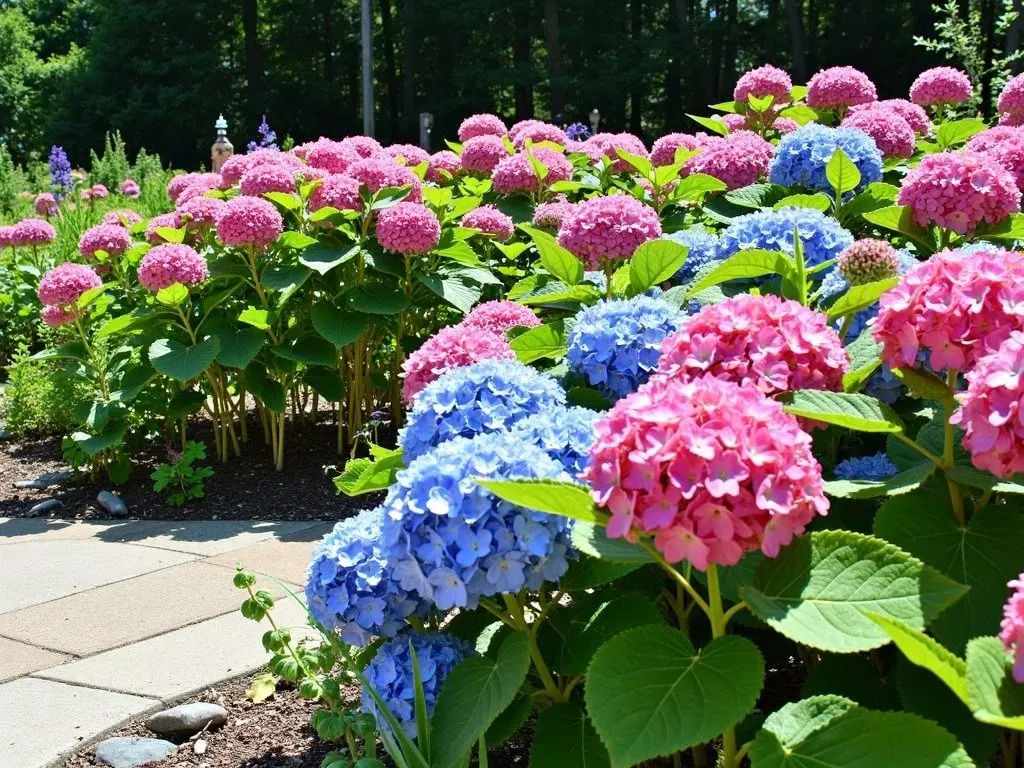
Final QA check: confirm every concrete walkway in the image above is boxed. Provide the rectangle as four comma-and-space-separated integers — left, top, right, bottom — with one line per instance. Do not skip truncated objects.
0, 517, 332, 768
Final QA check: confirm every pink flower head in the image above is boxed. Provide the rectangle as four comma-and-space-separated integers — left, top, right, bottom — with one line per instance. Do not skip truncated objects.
841, 108, 915, 159
220, 149, 302, 187
0, 226, 15, 249
175, 175, 223, 205
532, 198, 577, 230
386, 144, 431, 167
967, 126, 1024, 192
295, 165, 330, 185
491, 147, 572, 194
167, 172, 222, 202
650, 133, 722, 167
102, 209, 143, 228
309, 174, 363, 213
215, 196, 283, 248
240, 164, 297, 197
658, 294, 848, 397
340, 135, 385, 158
79, 224, 132, 258
873, 247, 1024, 373
509, 119, 548, 144
734, 64, 793, 104
41, 304, 76, 327
176, 195, 226, 231
145, 213, 182, 244
774, 117, 801, 133
583, 375, 828, 568
121, 179, 140, 197
306, 139, 361, 173
90, 184, 109, 199
998, 75, 1024, 124
38, 262, 102, 307
12, 218, 57, 247
460, 135, 510, 173
557, 194, 661, 269
838, 239, 901, 285
687, 130, 774, 190
720, 113, 748, 131
348, 156, 423, 203
849, 99, 933, 135
458, 113, 508, 142
34, 193, 58, 216
807, 66, 878, 109
910, 67, 973, 107
427, 151, 462, 182
1001, 113, 1024, 128
582, 133, 649, 173
512, 122, 568, 149
375, 202, 441, 255
460, 300, 540, 336
137, 244, 208, 292
462, 205, 515, 241
897, 151, 1020, 234
999, 573, 1024, 683
401, 325, 515, 403
79, 188, 92, 201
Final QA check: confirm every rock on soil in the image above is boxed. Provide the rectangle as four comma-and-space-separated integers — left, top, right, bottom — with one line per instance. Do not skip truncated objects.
28, 498, 63, 516
145, 702, 228, 736
96, 490, 128, 516
94, 736, 176, 768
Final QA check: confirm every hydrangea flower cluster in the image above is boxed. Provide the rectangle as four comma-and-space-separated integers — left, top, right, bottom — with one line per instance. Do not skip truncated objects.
309, 174, 363, 213
511, 407, 599, 477
584, 375, 829, 567
850, 99, 932, 135
734, 64, 793, 103
177, 195, 226, 231
102, 209, 143, 228
305, 139, 359, 173
532, 199, 576, 230
967, 126, 1024, 192
239, 164, 296, 197
999, 74, 1024, 125
582, 133, 648, 173
427, 151, 462, 182
462, 205, 514, 241
398, 359, 565, 462
42, 305, 76, 327
716, 206, 854, 270
89, 184, 109, 199
35, 193, 58, 216
305, 507, 424, 646
664, 227, 720, 283
386, 144, 431, 167
362, 633, 473, 738
215, 196, 284, 248
0, 226, 14, 250
167, 172, 223, 203
841, 108, 915, 159
220, 149, 302, 187
897, 151, 1020, 234
910, 67, 972, 107
806, 66, 878, 109
769, 123, 883, 194
837, 238, 900, 285
79, 224, 132, 258
491, 148, 572, 194
37, 262, 101, 309
513, 123, 568, 149
999, 573, 1024, 683
401, 325, 515, 404
688, 131, 774, 189
349, 156, 423, 203
146, 212, 182, 244
557, 195, 662, 269
12, 219, 56, 247
649, 133, 718, 168
460, 135, 509, 173
873, 247, 1024, 373
175, 175, 224, 205
342, 135, 385, 158
460, 300, 540, 335
121, 179, 140, 197
137, 244, 208, 292
458, 113, 508, 141
375, 202, 441, 255
383, 431, 574, 608
658, 294, 848, 396
567, 296, 685, 400
834, 453, 899, 481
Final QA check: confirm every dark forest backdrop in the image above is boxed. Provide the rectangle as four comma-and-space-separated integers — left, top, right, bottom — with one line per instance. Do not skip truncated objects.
1, 0, 1022, 168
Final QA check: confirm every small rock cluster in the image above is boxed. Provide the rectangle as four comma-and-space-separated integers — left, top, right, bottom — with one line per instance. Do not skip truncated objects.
94, 702, 227, 767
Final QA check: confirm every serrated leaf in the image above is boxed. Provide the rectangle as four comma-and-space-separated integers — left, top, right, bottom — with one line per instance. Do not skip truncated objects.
774, 193, 832, 212
782, 390, 903, 433
937, 118, 987, 149
629, 240, 688, 291
570, 521, 653, 563
311, 302, 371, 348
509, 321, 565, 363
272, 336, 336, 367
521, 225, 584, 286
415, 272, 481, 313
867, 613, 969, 705
842, 327, 883, 393
155, 283, 189, 306
826, 148, 862, 196
530, 701, 610, 768
334, 449, 404, 496
686, 248, 796, 296
300, 244, 361, 275
826, 278, 898, 321
966, 636, 1024, 730
475, 479, 603, 523
863, 205, 936, 253
209, 324, 265, 369
687, 113, 729, 136
673, 173, 728, 201
238, 307, 271, 330
347, 281, 409, 314
975, 212, 1024, 241
246, 673, 278, 703
148, 336, 220, 382
558, 556, 644, 592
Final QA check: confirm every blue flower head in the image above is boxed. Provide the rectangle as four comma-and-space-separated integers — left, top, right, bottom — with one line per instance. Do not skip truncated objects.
565, 122, 591, 141
664, 227, 720, 283
511, 406, 600, 478
834, 452, 899, 481
383, 431, 575, 610
769, 123, 883, 195
716, 206, 854, 271
305, 507, 425, 647
361, 632, 473, 739
567, 295, 685, 401
398, 359, 566, 462
49, 146, 73, 199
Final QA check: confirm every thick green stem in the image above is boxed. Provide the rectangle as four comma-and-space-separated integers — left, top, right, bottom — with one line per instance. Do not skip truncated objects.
641, 539, 711, 617
503, 594, 565, 703
707, 565, 738, 768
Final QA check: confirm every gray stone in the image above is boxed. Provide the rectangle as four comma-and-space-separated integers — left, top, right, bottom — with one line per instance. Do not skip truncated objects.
0, 428, 9, 441
146, 702, 228, 736
12, 470, 73, 490
27, 498, 63, 517
95, 736, 176, 768
97, 490, 129, 517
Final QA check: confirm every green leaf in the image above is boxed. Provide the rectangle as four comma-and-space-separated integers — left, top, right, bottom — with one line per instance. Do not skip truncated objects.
509, 321, 566, 364
824, 461, 935, 499
415, 272, 481, 313
70, 422, 128, 456
430, 632, 530, 767
484, 694, 532, 749
867, 613, 969, 705
30, 341, 87, 362
947, 466, 1024, 493
246, 673, 278, 703
300, 244, 361, 275
687, 113, 729, 136
264, 191, 303, 211
238, 307, 272, 330
167, 389, 206, 419
628, 240, 688, 292
521, 225, 584, 286
863, 206, 936, 253
276, 230, 317, 248
781, 390, 903, 433
966, 636, 1024, 729
741, 530, 970, 652
304, 367, 344, 401
974, 212, 1024, 241
311, 303, 371, 348
826, 148, 862, 197
570, 521, 653, 563
842, 327, 883, 393
686, 248, 796, 296
893, 367, 953, 401
94, 310, 156, 339
347, 282, 410, 315
585, 627, 764, 766
272, 336, 337, 367
529, 701, 610, 768
155, 283, 189, 306
475, 479, 603, 524
559, 556, 643, 592
826, 278, 898, 321
614, 147, 651, 177
937, 118, 987, 149
673, 173, 727, 201
748, 695, 976, 768
774, 193, 832, 212
209, 324, 265, 369
334, 449, 404, 496
262, 264, 312, 306
148, 336, 220, 382
154, 226, 185, 244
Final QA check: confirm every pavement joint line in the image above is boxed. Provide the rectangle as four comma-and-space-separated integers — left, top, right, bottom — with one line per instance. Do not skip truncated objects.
26, 672, 164, 701
103, 519, 328, 556
0, 632, 82, 659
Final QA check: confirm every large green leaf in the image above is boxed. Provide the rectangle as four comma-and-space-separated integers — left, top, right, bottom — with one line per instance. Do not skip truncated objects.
741, 530, 969, 652
559, 556, 644, 592
823, 461, 935, 500
867, 613, 969, 705
686, 248, 796, 296
415, 272, 482, 313
476, 479, 602, 523
826, 278, 898, 321
271, 336, 336, 367
936, 118, 987, 149
781, 390, 903, 433
311, 302, 372, 348
530, 701, 610, 768
347, 282, 410, 315
585, 627, 764, 766
299, 243, 361, 275
148, 336, 220, 382
70, 422, 128, 456
966, 636, 1024, 730
862, 206, 936, 252
570, 522, 653, 563
509, 321, 566, 363
826, 148, 862, 197
521, 225, 584, 286
629, 240, 688, 292
208, 324, 265, 369
334, 448, 404, 496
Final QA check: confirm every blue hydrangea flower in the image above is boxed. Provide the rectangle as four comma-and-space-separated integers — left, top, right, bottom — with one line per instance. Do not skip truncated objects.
362, 632, 473, 739
834, 452, 899, 481
769, 124, 883, 195
383, 431, 574, 610
716, 207, 854, 271
398, 359, 565, 462
567, 296, 684, 401
565, 122, 591, 141
305, 507, 425, 647
510, 407, 600, 478
664, 227, 720, 283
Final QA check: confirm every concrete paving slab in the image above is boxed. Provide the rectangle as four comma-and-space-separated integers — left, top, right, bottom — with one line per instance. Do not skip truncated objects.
36, 598, 314, 699
206, 523, 333, 585
0, 540, 195, 615
0, 517, 149, 544
0, 636, 70, 683
0, 677, 156, 768
100, 519, 323, 556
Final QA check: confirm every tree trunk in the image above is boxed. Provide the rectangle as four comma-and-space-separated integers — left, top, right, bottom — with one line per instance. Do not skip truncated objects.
511, 0, 534, 119
544, 0, 565, 121
242, 0, 263, 124
722, 0, 738, 97
675, 0, 712, 105
630, 0, 644, 134
322, 3, 335, 87
785, 0, 807, 82
1007, 0, 1024, 75
400, 0, 417, 136
381, 0, 400, 137
666, 0, 681, 127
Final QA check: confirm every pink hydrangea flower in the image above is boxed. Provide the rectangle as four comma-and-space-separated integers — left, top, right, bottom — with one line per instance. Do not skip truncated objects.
462, 205, 515, 241
850, 99, 933, 135
999, 573, 1024, 683
458, 114, 508, 142
491, 148, 572, 194
687, 130, 774, 189
512, 123, 569, 149
658, 294, 848, 396
240, 164, 296, 197
897, 151, 1020, 234
910, 67, 973, 107
215, 196, 283, 248
341, 135, 385, 158
146, 213, 182, 244
461, 135, 511, 173
509, 119, 548, 144
306, 139, 361, 173
121, 179, 140, 197
773, 117, 800, 133
309, 174, 363, 213
734, 64, 793, 104
532, 198, 576, 230
967, 127, 1024, 192
401, 325, 515, 403
650, 133, 721, 167
460, 300, 540, 335
167, 172, 222, 202
90, 184, 109, 199
873, 247, 1024, 373
838, 239, 901, 285
177, 196, 226, 231
34, 193, 57, 216
41, 304, 76, 327
12, 218, 56, 247
175, 175, 223, 205
0, 226, 16, 249
582, 133, 649, 173
137, 244, 208, 292
102, 209, 143, 228
295, 166, 330, 185
38, 262, 102, 307
375, 202, 441, 255
220, 149, 302, 187
557, 195, 662, 269
807, 66, 878, 109
1000, 113, 1024, 128
841, 108, 915, 159
999, 74, 1024, 124
348, 156, 423, 203
386, 144, 431, 167
427, 151, 462, 182
720, 113, 748, 131
583, 375, 829, 568
79, 224, 132, 258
